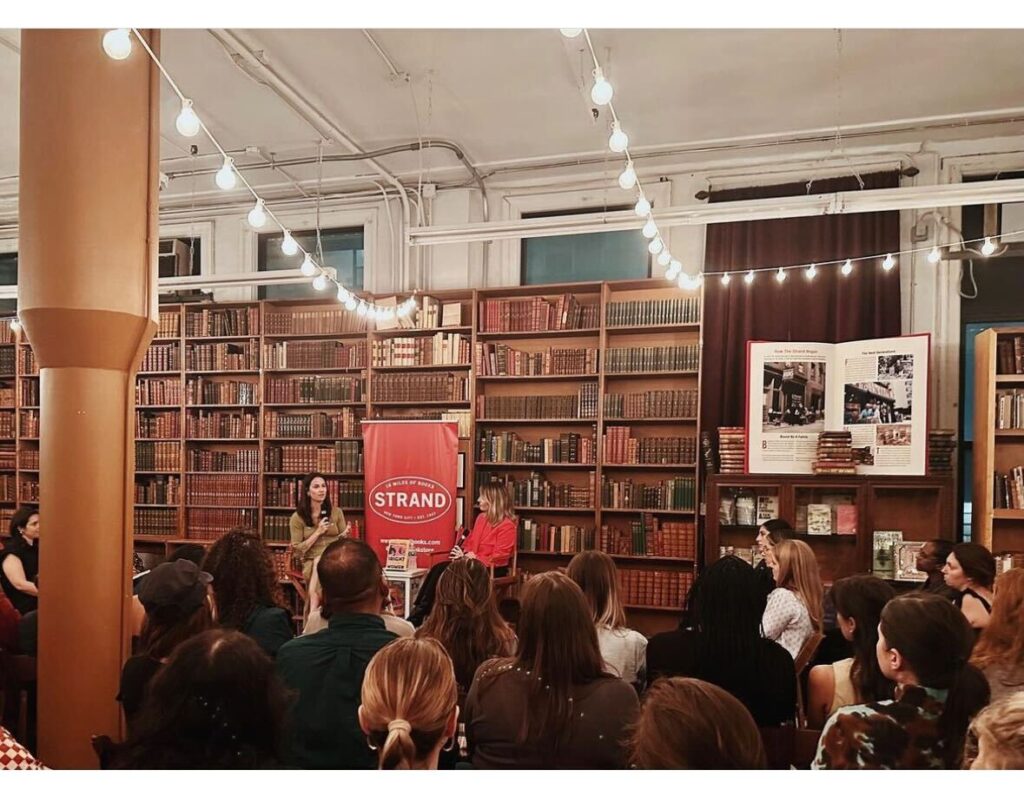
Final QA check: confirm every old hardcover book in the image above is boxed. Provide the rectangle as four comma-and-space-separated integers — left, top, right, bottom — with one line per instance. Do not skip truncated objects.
872, 530, 902, 579
806, 504, 833, 535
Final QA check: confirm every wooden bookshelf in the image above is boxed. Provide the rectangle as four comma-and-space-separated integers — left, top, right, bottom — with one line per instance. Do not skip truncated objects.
973, 327, 1024, 557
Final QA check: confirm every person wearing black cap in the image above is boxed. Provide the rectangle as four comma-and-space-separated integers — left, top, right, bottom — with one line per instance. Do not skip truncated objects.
118, 559, 215, 729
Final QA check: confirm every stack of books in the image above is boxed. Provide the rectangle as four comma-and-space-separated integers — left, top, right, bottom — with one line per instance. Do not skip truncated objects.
813, 431, 856, 475
717, 427, 746, 474
928, 430, 956, 476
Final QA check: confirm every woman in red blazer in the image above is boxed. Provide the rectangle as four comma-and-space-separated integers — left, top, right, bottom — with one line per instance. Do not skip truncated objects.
450, 481, 516, 576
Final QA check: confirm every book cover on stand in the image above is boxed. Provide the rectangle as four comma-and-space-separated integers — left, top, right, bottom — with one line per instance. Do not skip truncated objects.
872, 530, 902, 579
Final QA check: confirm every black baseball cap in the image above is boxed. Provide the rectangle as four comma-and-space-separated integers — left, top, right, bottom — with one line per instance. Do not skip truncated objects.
137, 558, 213, 616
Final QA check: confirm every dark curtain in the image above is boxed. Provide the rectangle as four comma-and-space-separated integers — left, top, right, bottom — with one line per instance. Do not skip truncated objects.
700, 171, 902, 440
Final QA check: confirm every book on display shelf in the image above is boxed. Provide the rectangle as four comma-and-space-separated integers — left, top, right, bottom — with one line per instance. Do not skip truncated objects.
263, 340, 367, 370
806, 504, 833, 535
134, 508, 177, 536
372, 333, 470, 368
602, 427, 696, 465
813, 431, 857, 475
137, 378, 183, 406
186, 411, 258, 440
137, 441, 180, 472
157, 310, 181, 339
135, 476, 181, 506
756, 495, 779, 525
264, 308, 368, 336
604, 390, 698, 419
477, 385, 599, 420
475, 343, 599, 377
185, 307, 259, 338
265, 375, 366, 404
264, 442, 363, 474
872, 530, 902, 579
604, 345, 699, 373
928, 430, 955, 476
996, 335, 1024, 375
188, 447, 259, 473
185, 340, 260, 372
605, 297, 700, 327
717, 427, 747, 474
371, 372, 468, 403
477, 429, 596, 465
478, 294, 598, 333
601, 476, 696, 512
140, 343, 179, 373
186, 475, 259, 507
135, 411, 181, 439
264, 410, 363, 439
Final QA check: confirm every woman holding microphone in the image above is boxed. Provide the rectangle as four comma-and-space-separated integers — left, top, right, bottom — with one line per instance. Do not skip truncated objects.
450, 481, 516, 577
289, 472, 349, 585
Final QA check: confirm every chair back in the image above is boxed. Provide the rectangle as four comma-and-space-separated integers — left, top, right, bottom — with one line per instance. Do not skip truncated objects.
760, 724, 823, 769
793, 632, 824, 727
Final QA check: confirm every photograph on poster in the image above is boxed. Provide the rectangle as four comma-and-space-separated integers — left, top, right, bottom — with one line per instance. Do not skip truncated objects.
878, 353, 914, 378
877, 424, 912, 446
761, 361, 827, 432
843, 380, 913, 424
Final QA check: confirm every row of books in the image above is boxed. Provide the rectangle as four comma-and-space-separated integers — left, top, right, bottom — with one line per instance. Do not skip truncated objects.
0, 474, 15, 502
393, 296, 463, 330
717, 427, 746, 474
477, 470, 596, 509
602, 428, 697, 465
136, 411, 181, 439
476, 386, 600, 421
0, 387, 13, 407
134, 508, 177, 536
264, 443, 363, 474
0, 326, 15, 344
185, 341, 260, 372
814, 431, 856, 475
186, 379, 259, 406
141, 343, 180, 373
604, 345, 699, 373
17, 347, 36, 376
0, 347, 13, 375
929, 431, 955, 476
264, 376, 366, 405
157, 310, 180, 339
185, 307, 260, 338
135, 476, 181, 506
598, 518, 696, 559
478, 295, 598, 333
186, 475, 259, 507
264, 309, 368, 336
137, 378, 182, 406
187, 508, 259, 540
185, 411, 258, 440
19, 478, 39, 502
603, 390, 698, 419
371, 333, 470, 368
263, 513, 293, 543
475, 344, 599, 377
264, 410, 363, 439
601, 477, 696, 511
371, 373, 468, 403
18, 448, 37, 470
263, 340, 367, 370
619, 569, 692, 609
994, 466, 1024, 510
264, 478, 364, 509
0, 411, 14, 439
19, 411, 39, 438
18, 379, 38, 407
606, 297, 700, 327
996, 335, 1024, 375
517, 520, 594, 553
996, 390, 1024, 430
136, 442, 180, 472
361, 410, 471, 437
187, 448, 260, 473
0, 446, 14, 470
476, 430, 597, 465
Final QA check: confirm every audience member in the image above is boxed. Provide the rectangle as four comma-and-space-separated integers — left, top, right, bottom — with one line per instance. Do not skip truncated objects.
0, 507, 39, 615
567, 551, 647, 688
276, 538, 396, 769
15, 609, 37, 656
814, 593, 990, 769
0, 725, 45, 770
464, 572, 639, 769
754, 518, 794, 595
630, 677, 767, 769
359, 637, 459, 770
450, 481, 516, 575
303, 553, 413, 639
762, 539, 823, 660
916, 539, 957, 601
0, 585, 18, 651
943, 543, 996, 631
968, 692, 1024, 770
807, 575, 895, 728
646, 555, 795, 726
119, 559, 214, 727
202, 528, 293, 657
131, 544, 208, 639
970, 568, 1024, 703
111, 630, 289, 769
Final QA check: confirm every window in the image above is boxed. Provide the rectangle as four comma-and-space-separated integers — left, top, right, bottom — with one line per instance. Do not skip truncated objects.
0, 252, 16, 315
520, 207, 650, 285
257, 228, 364, 301
159, 236, 202, 278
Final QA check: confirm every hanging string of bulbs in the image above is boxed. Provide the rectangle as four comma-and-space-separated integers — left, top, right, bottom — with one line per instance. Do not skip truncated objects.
101, 28, 416, 321
560, 28, 1011, 291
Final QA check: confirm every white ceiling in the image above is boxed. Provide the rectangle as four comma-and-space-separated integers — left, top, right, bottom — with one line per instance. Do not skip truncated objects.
2, 28, 1024, 205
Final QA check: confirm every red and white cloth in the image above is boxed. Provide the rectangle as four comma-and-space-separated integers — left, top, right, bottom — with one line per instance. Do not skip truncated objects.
0, 727, 45, 770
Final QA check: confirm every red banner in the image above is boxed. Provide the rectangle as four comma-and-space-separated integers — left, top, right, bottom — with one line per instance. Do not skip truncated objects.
363, 421, 459, 564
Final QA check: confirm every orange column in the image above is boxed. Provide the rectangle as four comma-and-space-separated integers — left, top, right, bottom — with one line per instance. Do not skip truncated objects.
18, 29, 159, 768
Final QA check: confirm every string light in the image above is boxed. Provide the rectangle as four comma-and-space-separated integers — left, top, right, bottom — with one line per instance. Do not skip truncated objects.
927, 246, 942, 264
9, 319, 21, 334
312, 273, 329, 292
300, 254, 317, 277
720, 272, 731, 286
775, 267, 787, 283
175, 99, 201, 137
215, 157, 237, 190
634, 197, 651, 217
841, 259, 854, 276
806, 263, 818, 280
281, 233, 299, 256
617, 161, 637, 190
657, 250, 672, 267
608, 122, 629, 153
345, 296, 358, 312
337, 284, 350, 303
745, 270, 755, 285
666, 260, 683, 282
102, 28, 132, 60
648, 237, 664, 255
590, 68, 613, 106
882, 253, 896, 271
247, 199, 267, 228
560, 28, 583, 38
642, 218, 658, 238
981, 237, 997, 256
679, 272, 702, 291
356, 300, 368, 317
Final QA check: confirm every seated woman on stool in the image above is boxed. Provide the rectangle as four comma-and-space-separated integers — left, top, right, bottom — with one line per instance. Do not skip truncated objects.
449, 481, 516, 577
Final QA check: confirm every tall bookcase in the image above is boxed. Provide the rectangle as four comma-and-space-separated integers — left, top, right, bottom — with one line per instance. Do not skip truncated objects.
973, 326, 1024, 558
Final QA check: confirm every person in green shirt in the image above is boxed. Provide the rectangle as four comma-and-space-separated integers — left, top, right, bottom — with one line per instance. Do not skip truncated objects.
276, 538, 397, 769
289, 472, 349, 585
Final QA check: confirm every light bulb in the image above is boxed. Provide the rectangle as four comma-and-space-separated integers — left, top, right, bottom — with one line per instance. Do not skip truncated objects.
591, 68, 613, 106
247, 199, 266, 228
337, 285, 351, 304
608, 122, 629, 153
666, 260, 682, 281
175, 99, 201, 138
744, 270, 755, 285
379, 307, 395, 321
776, 267, 787, 283
806, 263, 818, 280
678, 272, 701, 292
312, 273, 328, 292
618, 161, 637, 190
648, 237, 664, 255
841, 259, 854, 276
345, 296, 358, 312
642, 218, 658, 239
300, 254, 317, 276
560, 28, 583, 38
356, 301, 368, 317
927, 246, 941, 264
9, 319, 21, 334
657, 250, 672, 267
981, 237, 997, 256
102, 28, 132, 60
281, 233, 299, 256
634, 197, 651, 217
215, 157, 236, 190
720, 272, 731, 286
882, 253, 896, 271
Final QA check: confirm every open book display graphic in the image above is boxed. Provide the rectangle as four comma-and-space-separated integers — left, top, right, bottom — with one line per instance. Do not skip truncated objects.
746, 335, 929, 475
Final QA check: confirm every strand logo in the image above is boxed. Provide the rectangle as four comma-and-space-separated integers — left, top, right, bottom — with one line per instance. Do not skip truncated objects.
369, 475, 452, 525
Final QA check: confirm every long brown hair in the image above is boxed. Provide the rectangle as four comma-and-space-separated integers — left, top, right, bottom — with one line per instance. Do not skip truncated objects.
202, 528, 285, 629
831, 574, 895, 704
630, 677, 767, 769
361, 637, 458, 770
971, 568, 1024, 671
566, 550, 627, 629
480, 572, 608, 746
416, 559, 515, 691
478, 480, 514, 527
774, 539, 824, 632
969, 693, 1024, 770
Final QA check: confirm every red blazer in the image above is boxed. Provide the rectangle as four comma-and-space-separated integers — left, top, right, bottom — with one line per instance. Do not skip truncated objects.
462, 513, 517, 569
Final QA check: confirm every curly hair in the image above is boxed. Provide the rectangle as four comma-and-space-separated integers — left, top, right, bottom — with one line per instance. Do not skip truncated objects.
202, 528, 285, 630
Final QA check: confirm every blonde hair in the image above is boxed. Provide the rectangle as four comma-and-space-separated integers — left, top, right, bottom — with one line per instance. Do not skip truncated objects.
478, 481, 514, 526
774, 539, 824, 632
970, 693, 1024, 769
972, 568, 1024, 671
360, 637, 458, 770
566, 550, 627, 629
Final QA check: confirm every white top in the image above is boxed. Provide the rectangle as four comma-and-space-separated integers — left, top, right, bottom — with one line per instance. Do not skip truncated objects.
596, 625, 648, 686
762, 587, 814, 660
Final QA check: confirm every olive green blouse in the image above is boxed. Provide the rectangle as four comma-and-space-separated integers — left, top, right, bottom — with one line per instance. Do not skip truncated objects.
289, 507, 346, 566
